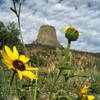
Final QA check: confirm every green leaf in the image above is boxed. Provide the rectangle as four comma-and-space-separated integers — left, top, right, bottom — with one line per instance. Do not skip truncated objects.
10, 7, 17, 15
64, 73, 88, 81
56, 47, 65, 56
63, 73, 71, 81
57, 65, 75, 70
52, 93, 57, 99
72, 73, 88, 77
75, 98, 80, 100
63, 73, 88, 81
60, 96, 72, 100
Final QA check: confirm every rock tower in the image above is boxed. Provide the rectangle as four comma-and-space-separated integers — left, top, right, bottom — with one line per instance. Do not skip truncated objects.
34, 25, 62, 48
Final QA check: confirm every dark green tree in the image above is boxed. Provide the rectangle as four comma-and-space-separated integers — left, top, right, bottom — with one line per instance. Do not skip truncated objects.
0, 21, 22, 51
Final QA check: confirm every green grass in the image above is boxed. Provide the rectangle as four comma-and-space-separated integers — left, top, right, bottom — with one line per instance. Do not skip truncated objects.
0, 51, 100, 100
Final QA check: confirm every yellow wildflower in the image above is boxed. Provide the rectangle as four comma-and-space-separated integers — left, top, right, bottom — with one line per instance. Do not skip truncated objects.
0, 45, 39, 80
77, 84, 95, 100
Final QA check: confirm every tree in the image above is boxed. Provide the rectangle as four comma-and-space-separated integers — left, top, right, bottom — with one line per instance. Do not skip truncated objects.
0, 21, 22, 51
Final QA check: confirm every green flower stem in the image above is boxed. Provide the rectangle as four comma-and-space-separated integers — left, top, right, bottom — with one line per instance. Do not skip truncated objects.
33, 71, 38, 100
12, 0, 28, 55
15, 74, 19, 98
63, 40, 71, 65
10, 86, 13, 100
10, 71, 16, 100
18, 0, 28, 55
17, 0, 25, 48
10, 71, 16, 87
17, 14, 27, 53
69, 52, 72, 65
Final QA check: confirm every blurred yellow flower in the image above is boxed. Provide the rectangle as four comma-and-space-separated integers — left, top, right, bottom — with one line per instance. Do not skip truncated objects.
0, 45, 39, 80
77, 84, 95, 100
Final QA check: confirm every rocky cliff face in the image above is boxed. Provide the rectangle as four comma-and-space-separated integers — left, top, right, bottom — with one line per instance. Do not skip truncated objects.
34, 25, 62, 48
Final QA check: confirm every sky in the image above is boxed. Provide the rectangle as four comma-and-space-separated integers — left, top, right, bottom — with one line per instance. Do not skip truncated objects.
0, 0, 100, 53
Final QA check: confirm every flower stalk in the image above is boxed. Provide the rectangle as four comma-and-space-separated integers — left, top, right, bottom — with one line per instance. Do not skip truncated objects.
11, 0, 28, 55
10, 71, 16, 100
33, 71, 38, 100
10, 71, 16, 86
63, 40, 71, 65
49, 24, 81, 100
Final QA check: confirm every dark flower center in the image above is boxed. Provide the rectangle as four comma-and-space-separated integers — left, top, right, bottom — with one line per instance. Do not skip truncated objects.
13, 60, 25, 71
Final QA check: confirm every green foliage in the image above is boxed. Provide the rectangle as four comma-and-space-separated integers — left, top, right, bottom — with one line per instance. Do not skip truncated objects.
0, 21, 22, 49
29, 55, 47, 67
90, 74, 100, 94
57, 65, 75, 70
56, 47, 65, 56
59, 96, 72, 100
51, 93, 57, 99
63, 73, 88, 81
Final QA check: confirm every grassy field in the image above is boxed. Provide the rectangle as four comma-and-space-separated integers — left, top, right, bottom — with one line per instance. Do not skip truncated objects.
0, 46, 100, 100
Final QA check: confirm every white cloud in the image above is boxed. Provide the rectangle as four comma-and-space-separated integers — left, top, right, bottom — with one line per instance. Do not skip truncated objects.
0, 0, 100, 52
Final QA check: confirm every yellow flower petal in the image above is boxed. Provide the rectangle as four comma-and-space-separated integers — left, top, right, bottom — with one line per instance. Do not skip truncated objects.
17, 70, 23, 80
19, 55, 30, 63
79, 32, 82, 34
66, 25, 69, 29
69, 23, 72, 27
26, 67, 39, 70
4, 45, 15, 60
2, 59, 12, 66
88, 95, 95, 100
25, 64, 39, 70
83, 85, 90, 90
62, 27, 66, 32
13, 46, 19, 59
2, 59, 14, 69
22, 71, 38, 80
0, 50, 12, 62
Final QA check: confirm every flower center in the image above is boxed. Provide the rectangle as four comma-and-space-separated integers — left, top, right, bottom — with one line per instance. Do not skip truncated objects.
68, 28, 79, 34
13, 60, 25, 71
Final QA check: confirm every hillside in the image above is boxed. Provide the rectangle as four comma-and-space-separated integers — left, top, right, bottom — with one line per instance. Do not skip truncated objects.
26, 43, 100, 70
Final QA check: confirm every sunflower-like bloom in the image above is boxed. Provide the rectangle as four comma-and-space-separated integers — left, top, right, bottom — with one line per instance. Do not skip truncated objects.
77, 84, 95, 100
0, 45, 39, 80
62, 24, 82, 41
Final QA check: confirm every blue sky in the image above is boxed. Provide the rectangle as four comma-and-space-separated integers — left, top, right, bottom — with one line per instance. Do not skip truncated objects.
0, 0, 100, 52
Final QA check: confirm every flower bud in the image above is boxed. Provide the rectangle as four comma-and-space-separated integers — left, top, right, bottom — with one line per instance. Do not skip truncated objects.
62, 24, 81, 41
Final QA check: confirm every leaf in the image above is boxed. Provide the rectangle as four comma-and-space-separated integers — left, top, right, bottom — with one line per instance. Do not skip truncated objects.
75, 98, 80, 100
72, 73, 88, 77
56, 47, 65, 56
64, 73, 88, 81
60, 96, 72, 100
63, 73, 70, 81
10, 7, 17, 15
63, 73, 88, 81
57, 65, 75, 70
52, 93, 57, 99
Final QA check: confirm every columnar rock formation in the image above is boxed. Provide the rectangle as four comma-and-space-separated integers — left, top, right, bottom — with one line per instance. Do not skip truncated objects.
34, 25, 62, 48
